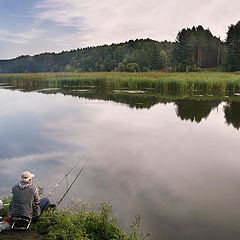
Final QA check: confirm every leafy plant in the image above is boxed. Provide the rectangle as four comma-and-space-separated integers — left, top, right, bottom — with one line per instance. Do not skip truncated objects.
31, 201, 150, 240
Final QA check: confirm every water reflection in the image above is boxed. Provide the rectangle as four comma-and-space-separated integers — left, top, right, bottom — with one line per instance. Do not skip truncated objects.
224, 101, 240, 129
4, 83, 240, 129
1, 83, 240, 240
174, 100, 220, 123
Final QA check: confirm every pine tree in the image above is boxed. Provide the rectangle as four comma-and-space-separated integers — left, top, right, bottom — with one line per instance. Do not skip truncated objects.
173, 26, 223, 71
225, 21, 240, 71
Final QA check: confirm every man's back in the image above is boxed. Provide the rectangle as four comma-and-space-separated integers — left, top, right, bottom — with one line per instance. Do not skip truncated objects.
10, 182, 40, 219
9, 171, 49, 220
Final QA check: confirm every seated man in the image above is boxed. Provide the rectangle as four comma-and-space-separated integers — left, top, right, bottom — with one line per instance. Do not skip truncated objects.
9, 171, 51, 219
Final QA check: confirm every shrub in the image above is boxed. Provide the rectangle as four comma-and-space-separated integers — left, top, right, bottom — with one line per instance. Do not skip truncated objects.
31, 202, 150, 240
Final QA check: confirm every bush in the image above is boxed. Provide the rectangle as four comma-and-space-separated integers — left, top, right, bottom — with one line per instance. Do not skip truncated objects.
1, 195, 150, 240
31, 202, 150, 240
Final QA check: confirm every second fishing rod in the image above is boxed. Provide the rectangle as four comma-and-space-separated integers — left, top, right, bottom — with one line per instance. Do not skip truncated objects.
47, 154, 89, 206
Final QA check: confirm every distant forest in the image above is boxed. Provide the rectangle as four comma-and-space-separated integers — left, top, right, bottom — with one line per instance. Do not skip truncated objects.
0, 21, 240, 73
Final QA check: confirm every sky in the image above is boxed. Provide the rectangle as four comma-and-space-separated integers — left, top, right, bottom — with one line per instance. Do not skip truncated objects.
0, 0, 240, 60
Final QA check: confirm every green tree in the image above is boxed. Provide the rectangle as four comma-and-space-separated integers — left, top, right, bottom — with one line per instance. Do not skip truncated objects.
0, 39, 174, 73
173, 26, 223, 71
225, 21, 240, 71
125, 63, 140, 72
64, 64, 72, 72
159, 50, 168, 69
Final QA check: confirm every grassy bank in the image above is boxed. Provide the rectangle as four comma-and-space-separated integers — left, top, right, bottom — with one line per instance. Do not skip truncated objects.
1, 72, 240, 93
0, 197, 149, 240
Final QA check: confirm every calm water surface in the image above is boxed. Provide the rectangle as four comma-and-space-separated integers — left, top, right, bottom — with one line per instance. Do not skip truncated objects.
1, 85, 240, 240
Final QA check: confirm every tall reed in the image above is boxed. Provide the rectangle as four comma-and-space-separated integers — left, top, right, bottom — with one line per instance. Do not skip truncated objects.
1, 72, 240, 93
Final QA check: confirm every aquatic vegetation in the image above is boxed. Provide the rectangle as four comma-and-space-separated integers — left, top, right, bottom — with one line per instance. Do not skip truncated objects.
1, 72, 240, 93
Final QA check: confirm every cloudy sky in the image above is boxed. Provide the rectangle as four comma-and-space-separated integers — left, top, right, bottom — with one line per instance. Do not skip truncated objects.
0, 0, 239, 59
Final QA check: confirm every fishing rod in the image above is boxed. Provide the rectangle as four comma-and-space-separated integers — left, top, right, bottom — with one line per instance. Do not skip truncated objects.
57, 158, 88, 207
47, 153, 87, 198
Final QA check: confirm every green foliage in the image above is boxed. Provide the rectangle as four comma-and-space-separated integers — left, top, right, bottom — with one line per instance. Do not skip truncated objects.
188, 65, 202, 72
125, 63, 140, 72
225, 21, 240, 71
3, 71, 240, 93
64, 64, 72, 72
2, 72, 240, 94
117, 59, 130, 72
0, 39, 173, 73
159, 51, 168, 69
0, 194, 149, 240
173, 26, 224, 71
31, 202, 149, 240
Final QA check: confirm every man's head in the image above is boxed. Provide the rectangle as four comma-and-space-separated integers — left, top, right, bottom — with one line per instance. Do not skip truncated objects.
21, 171, 35, 183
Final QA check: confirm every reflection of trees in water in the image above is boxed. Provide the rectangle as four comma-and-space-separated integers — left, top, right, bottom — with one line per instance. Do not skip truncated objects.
102, 94, 163, 109
9, 84, 240, 128
60, 89, 169, 109
175, 100, 220, 123
224, 101, 240, 130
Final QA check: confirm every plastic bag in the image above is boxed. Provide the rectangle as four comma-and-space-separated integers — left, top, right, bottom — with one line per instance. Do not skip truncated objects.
0, 221, 10, 232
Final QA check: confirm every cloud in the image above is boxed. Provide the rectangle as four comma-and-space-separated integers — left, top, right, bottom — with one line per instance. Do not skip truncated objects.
0, 152, 64, 174
2, 0, 240, 59
0, 28, 45, 45
32, 0, 240, 50
33, 0, 177, 45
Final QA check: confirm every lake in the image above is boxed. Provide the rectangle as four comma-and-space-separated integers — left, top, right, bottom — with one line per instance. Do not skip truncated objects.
1, 82, 240, 240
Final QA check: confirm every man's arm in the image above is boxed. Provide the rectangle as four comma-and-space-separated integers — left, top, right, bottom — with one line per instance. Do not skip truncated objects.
33, 185, 41, 204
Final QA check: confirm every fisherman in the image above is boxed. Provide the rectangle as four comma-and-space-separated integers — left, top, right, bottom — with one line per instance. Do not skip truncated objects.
9, 171, 53, 220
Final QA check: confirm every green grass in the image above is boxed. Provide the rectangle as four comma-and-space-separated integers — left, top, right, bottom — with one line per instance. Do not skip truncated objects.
1, 72, 240, 92
0, 197, 149, 240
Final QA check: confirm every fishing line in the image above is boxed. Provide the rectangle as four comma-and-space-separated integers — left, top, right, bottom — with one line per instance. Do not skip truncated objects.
57, 158, 88, 207
47, 153, 87, 198
0, 154, 88, 209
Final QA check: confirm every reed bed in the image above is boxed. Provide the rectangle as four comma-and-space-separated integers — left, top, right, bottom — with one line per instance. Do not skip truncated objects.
1, 72, 240, 93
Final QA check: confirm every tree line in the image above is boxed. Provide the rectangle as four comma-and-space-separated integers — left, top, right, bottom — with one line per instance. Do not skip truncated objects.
0, 21, 240, 73
0, 39, 173, 73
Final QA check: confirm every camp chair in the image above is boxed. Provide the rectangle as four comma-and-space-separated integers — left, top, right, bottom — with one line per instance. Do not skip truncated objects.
11, 216, 31, 230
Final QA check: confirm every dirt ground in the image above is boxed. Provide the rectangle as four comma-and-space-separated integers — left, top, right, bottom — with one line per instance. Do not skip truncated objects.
0, 230, 43, 240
